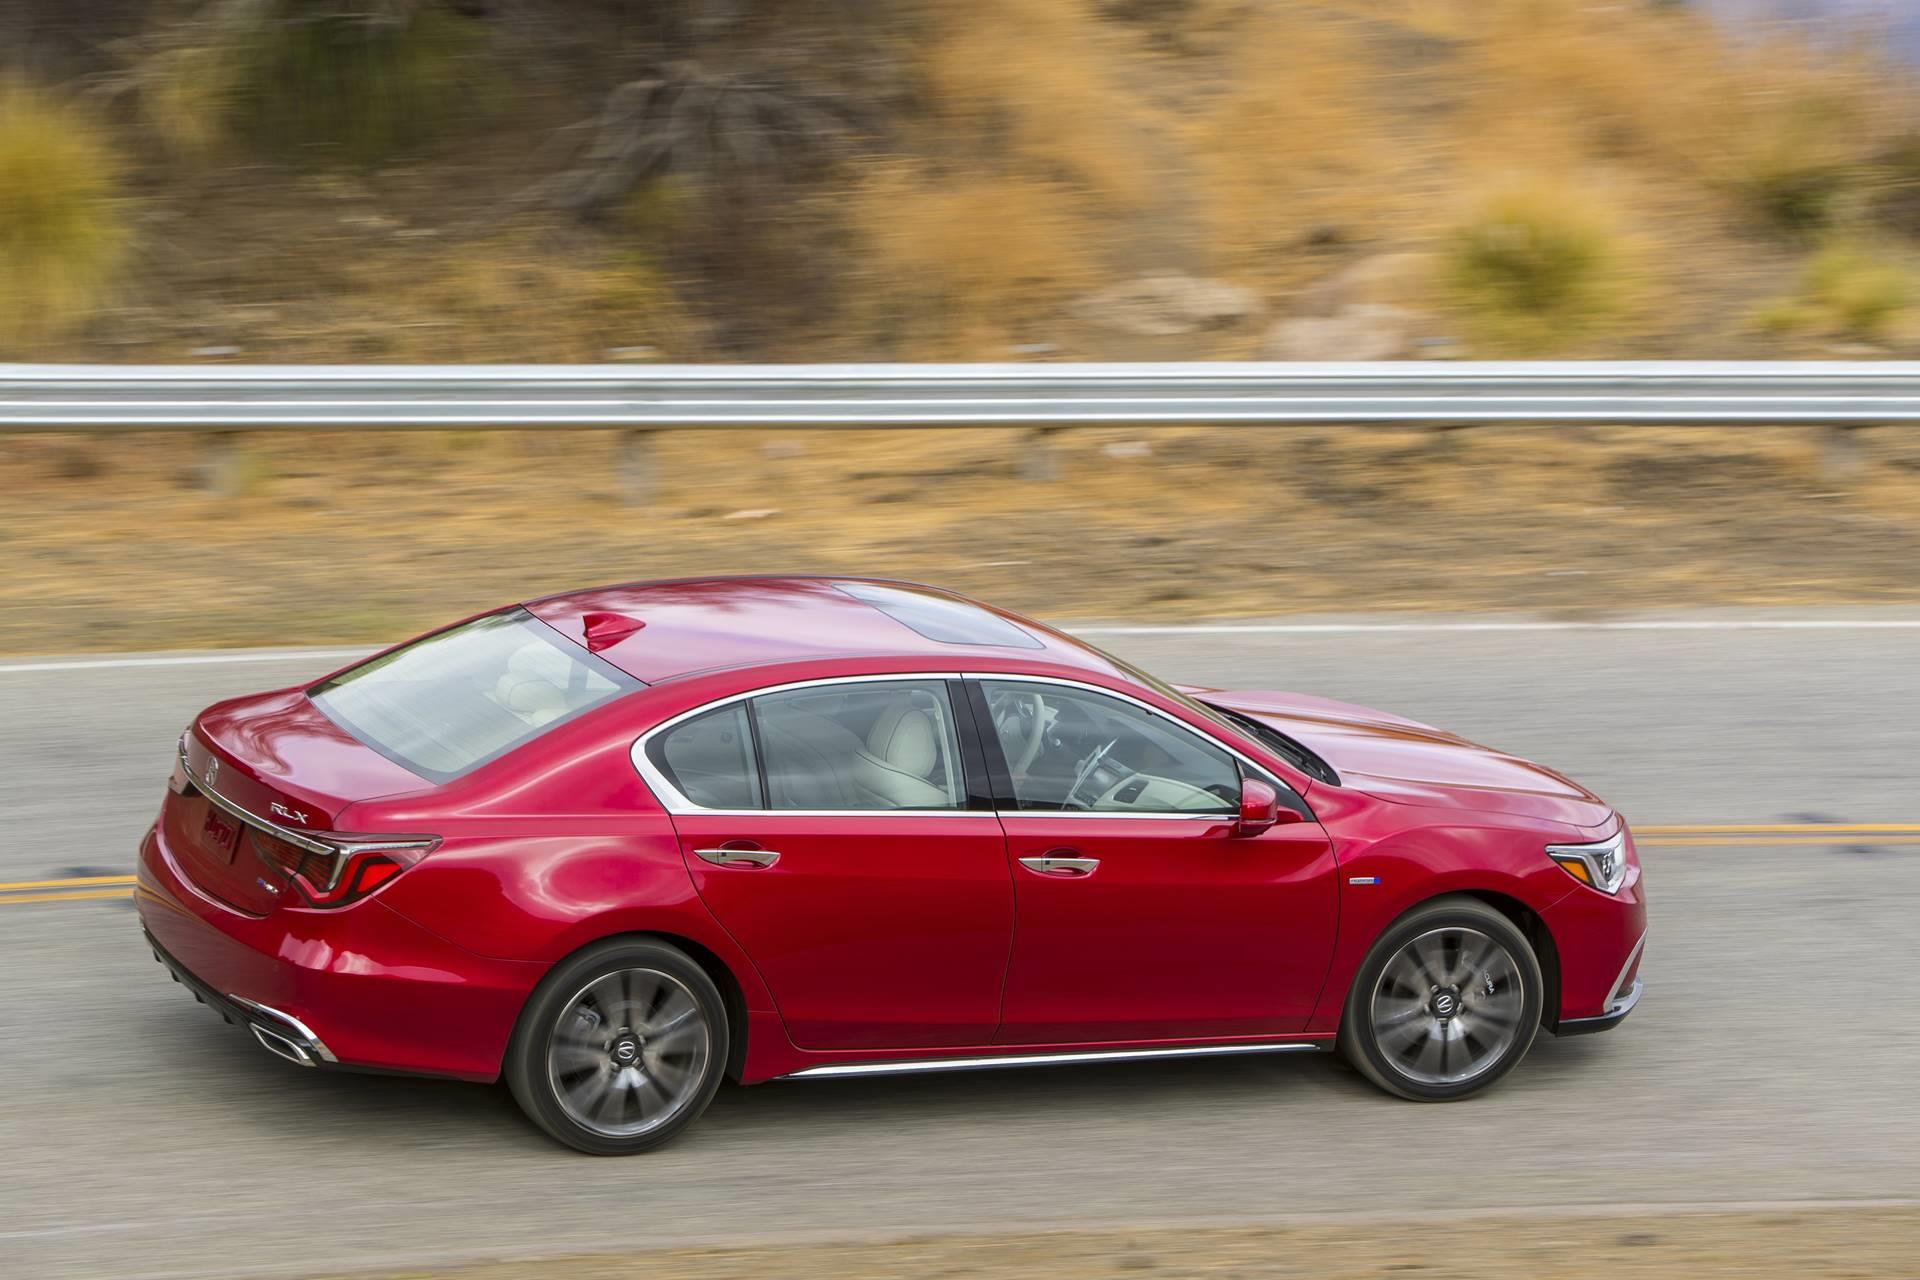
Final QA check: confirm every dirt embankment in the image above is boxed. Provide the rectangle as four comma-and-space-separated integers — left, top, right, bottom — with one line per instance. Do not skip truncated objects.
320, 1206, 1920, 1279
5, 422, 1920, 654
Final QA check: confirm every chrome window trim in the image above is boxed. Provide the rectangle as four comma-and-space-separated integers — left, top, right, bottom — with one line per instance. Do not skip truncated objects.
633, 672, 977, 816
631, 670, 1291, 819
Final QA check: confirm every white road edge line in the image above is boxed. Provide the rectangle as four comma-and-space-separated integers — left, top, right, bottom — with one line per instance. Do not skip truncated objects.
0, 649, 369, 675
1073, 620, 1920, 636
6, 617, 1920, 675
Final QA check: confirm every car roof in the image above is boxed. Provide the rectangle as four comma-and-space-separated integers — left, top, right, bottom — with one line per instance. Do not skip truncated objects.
522, 576, 1131, 686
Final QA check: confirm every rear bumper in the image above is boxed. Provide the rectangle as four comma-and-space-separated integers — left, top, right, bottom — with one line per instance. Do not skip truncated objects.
137, 822, 541, 1081
143, 927, 341, 1067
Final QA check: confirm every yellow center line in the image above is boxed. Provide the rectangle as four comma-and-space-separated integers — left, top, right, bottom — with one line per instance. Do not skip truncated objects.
1640, 836, 1920, 847
2, 821, 1918, 906
0, 874, 138, 892
1637, 824, 1920, 835
0, 888, 134, 905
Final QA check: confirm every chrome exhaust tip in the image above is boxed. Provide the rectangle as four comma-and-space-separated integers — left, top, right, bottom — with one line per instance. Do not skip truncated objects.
228, 995, 338, 1065
250, 1023, 317, 1067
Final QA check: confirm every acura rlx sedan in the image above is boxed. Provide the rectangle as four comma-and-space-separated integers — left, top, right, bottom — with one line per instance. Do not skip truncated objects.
138, 577, 1644, 1154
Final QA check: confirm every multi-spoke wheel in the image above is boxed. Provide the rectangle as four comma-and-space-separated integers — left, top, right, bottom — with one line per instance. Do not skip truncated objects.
1340, 897, 1543, 1101
507, 939, 729, 1154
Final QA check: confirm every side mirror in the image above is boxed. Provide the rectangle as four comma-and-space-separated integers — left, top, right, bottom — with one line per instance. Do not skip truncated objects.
1232, 777, 1304, 837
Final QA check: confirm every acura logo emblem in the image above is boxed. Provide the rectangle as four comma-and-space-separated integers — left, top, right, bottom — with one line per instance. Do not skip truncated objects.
203, 757, 219, 789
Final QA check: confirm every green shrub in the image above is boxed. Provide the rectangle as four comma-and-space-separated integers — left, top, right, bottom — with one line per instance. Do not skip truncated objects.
1805, 241, 1915, 339
1444, 180, 1630, 350
0, 83, 125, 345
227, 3, 487, 163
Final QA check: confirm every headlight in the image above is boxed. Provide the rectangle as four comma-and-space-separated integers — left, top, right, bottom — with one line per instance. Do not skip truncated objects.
1546, 830, 1628, 894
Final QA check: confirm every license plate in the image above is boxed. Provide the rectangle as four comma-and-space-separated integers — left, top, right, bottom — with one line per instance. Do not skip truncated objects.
202, 807, 240, 863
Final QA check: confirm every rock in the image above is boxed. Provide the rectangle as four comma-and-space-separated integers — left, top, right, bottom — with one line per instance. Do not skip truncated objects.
1075, 273, 1262, 336
1262, 304, 1424, 361
1295, 252, 1429, 317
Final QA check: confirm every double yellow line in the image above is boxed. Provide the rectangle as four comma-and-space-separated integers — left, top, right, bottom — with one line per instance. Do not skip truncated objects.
3, 823, 1917, 908
0, 874, 137, 906
1635, 823, 1920, 847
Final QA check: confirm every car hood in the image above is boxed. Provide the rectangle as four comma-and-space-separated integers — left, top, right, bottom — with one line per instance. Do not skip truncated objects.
1193, 687, 1614, 828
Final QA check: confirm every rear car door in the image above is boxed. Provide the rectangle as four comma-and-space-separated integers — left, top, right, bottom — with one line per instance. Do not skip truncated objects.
971, 678, 1338, 1045
637, 676, 1014, 1051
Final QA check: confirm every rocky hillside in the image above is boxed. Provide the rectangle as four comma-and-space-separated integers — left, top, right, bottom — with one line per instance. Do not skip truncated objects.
2, 0, 1920, 367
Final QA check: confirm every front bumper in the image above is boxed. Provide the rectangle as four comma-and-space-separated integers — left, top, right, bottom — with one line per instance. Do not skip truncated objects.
137, 821, 541, 1081
1556, 975, 1643, 1036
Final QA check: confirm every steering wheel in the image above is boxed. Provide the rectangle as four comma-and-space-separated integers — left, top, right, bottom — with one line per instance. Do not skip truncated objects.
992, 690, 1051, 776
1064, 738, 1118, 809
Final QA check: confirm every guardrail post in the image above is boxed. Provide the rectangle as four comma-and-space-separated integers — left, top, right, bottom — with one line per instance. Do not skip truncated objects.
1822, 424, 1865, 482
621, 428, 658, 505
1023, 427, 1060, 482
197, 431, 246, 496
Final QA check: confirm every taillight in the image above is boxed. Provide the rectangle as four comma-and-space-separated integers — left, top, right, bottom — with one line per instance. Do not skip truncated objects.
246, 829, 437, 908
290, 842, 432, 908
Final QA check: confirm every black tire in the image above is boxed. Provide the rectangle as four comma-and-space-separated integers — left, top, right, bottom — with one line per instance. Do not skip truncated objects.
506, 937, 729, 1155
1338, 896, 1543, 1102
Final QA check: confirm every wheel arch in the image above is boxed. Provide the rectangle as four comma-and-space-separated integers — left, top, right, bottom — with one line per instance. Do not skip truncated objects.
1456, 889, 1562, 1030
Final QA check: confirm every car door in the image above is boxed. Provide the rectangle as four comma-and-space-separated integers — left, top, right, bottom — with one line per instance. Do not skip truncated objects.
970, 677, 1338, 1045
637, 676, 1014, 1052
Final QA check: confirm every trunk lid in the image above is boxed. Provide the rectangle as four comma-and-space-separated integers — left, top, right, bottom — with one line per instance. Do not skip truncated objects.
167, 687, 430, 914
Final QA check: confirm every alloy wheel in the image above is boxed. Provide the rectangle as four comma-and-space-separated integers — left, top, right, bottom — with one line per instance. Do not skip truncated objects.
547, 966, 713, 1139
1367, 926, 1525, 1087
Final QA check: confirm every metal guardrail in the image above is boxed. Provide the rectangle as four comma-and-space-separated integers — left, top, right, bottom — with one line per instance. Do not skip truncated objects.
8, 361, 1920, 430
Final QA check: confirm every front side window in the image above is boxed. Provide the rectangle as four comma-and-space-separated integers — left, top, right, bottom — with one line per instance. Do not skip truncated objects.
979, 680, 1239, 814
311, 609, 640, 783
753, 679, 965, 811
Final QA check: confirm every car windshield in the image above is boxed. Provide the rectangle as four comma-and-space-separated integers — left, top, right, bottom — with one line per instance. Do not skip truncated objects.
310, 609, 641, 782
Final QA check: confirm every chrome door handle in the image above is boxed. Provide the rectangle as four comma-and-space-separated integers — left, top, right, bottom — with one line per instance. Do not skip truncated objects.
694, 847, 781, 869
1019, 855, 1100, 877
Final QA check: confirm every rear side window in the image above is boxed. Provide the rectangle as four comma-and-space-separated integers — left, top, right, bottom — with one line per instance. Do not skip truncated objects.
645, 704, 762, 810
310, 609, 640, 783
754, 680, 965, 811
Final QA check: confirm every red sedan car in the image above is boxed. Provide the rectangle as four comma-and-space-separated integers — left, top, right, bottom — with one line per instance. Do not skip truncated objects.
138, 577, 1644, 1154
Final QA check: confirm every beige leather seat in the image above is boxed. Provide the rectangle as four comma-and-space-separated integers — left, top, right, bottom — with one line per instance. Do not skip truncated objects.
759, 694, 953, 810
493, 645, 569, 726
851, 699, 950, 809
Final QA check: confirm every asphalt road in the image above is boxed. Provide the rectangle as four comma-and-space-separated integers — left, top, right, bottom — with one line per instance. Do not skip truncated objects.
4, 610, 1919, 1279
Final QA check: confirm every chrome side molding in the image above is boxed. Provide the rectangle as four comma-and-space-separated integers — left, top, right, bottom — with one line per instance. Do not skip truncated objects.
781, 1040, 1325, 1080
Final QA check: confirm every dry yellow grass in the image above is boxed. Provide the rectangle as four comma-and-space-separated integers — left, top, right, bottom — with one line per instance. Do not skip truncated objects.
848, 163, 1102, 357
1190, 13, 1405, 277
0, 82, 125, 345
921, 0, 1150, 207
319, 1206, 1920, 1280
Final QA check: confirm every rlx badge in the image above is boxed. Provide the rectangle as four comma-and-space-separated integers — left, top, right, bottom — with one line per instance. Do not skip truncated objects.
270, 801, 311, 826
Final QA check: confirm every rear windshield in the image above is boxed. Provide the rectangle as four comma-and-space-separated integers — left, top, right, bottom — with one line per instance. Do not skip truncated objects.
310, 609, 641, 782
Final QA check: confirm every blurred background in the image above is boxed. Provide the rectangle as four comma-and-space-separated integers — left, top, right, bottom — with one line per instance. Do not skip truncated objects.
6, 7, 1920, 1280
3, 0, 1920, 649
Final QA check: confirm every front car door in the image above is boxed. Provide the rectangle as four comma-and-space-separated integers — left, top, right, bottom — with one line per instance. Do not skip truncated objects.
635, 675, 1013, 1051
972, 677, 1338, 1045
